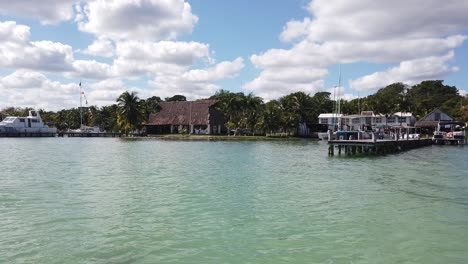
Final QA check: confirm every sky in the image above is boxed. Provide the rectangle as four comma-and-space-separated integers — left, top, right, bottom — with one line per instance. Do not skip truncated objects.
0, 0, 468, 111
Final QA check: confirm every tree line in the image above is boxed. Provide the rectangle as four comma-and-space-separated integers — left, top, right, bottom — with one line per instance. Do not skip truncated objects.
1, 80, 467, 135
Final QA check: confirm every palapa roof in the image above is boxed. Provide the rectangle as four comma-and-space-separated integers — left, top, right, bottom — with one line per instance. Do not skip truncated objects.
415, 121, 439, 127
147, 100, 222, 126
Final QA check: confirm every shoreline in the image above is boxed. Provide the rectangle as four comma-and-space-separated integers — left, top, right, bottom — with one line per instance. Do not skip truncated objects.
126, 134, 317, 141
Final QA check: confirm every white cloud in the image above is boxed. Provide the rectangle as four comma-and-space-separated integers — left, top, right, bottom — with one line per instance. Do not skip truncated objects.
304, 0, 468, 42
0, 70, 78, 110
82, 38, 115, 57
327, 86, 357, 101
0, 70, 47, 89
111, 40, 211, 78
280, 18, 311, 43
182, 58, 244, 82
77, 0, 198, 41
244, 76, 325, 101
0, 21, 74, 72
85, 79, 130, 106
69, 60, 114, 80
69, 40, 216, 81
0, 0, 77, 24
349, 53, 459, 91
246, 0, 468, 98
150, 58, 245, 99
0, 71, 142, 110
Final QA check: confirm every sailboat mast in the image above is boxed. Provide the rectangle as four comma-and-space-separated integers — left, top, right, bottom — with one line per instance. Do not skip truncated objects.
336, 65, 342, 130
337, 65, 341, 116
79, 81, 83, 128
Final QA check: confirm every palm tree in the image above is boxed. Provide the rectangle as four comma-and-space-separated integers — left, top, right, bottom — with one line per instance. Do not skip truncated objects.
116, 91, 144, 135
242, 93, 264, 135
262, 100, 282, 134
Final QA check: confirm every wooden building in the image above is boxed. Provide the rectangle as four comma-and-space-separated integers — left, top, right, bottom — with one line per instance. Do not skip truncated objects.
146, 100, 226, 135
415, 108, 453, 134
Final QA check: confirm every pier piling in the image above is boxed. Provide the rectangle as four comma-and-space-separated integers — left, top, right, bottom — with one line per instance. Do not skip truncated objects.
327, 138, 432, 156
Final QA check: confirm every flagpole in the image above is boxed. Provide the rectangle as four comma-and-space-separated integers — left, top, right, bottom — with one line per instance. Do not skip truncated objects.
79, 81, 83, 128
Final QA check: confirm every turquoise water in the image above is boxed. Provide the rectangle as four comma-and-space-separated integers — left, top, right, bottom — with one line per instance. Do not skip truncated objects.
0, 138, 467, 264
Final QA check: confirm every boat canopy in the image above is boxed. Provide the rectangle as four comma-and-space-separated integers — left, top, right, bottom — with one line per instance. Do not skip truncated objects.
439, 121, 465, 127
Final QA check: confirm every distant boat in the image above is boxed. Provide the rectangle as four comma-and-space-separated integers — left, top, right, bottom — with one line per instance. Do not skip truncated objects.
67, 126, 100, 133
0, 110, 57, 134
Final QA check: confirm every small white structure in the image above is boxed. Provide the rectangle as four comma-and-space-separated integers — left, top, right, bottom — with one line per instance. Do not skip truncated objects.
318, 113, 343, 130
0, 110, 57, 134
68, 125, 101, 133
319, 111, 416, 131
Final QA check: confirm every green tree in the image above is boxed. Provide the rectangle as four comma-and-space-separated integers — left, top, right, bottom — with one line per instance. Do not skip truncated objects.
241, 93, 264, 135
407, 80, 461, 118
280, 92, 314, 124
312, 91, 334, 119
95, 104, 119, 132
141, 96, 162, 120
165, 95, 187, 102
116, 91, 144, 135
211, 90, 246, 135
262, 100, 282, 134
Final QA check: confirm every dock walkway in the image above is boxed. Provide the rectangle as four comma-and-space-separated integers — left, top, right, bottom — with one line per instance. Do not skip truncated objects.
0, 132, 56, 137
328, 138, 432, 156
57, 132, 122, 137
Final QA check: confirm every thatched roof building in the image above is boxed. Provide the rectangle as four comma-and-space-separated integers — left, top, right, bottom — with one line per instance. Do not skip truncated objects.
146, 100, 226, 134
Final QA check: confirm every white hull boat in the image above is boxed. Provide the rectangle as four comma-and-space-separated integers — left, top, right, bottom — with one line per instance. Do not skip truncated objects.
0, 110, 57, 134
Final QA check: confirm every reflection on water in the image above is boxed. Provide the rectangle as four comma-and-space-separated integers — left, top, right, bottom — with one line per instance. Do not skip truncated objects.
0, 138, 467, 263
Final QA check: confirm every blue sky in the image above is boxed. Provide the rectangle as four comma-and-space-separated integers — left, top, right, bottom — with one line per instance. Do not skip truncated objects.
0, 0, 467, 110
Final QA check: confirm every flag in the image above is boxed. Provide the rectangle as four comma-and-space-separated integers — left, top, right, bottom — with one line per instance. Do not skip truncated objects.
81, 91, 88, 105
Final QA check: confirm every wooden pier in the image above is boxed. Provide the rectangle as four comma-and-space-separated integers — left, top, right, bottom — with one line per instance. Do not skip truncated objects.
1, 132, 122, 137
328, 138, 433, 156
0, 132, 56, 137
432, 138, 466, 145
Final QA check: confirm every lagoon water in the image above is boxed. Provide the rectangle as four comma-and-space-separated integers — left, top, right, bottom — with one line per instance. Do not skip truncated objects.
0, 138, 467, 263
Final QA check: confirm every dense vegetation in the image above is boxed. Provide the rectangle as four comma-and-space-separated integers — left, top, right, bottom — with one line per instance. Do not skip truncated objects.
1, 80, 467, 134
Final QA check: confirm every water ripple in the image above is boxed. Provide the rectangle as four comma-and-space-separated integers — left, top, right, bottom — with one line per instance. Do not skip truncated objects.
0, 139, 467, 263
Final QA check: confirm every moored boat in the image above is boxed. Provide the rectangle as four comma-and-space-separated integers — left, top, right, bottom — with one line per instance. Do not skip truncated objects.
0, 110, 57, 135
432, 121, 466, 145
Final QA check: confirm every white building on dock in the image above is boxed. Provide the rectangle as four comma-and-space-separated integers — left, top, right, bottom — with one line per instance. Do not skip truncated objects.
319, 111, 416, 131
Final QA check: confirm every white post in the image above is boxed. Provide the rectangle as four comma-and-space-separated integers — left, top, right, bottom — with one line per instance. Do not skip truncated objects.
207, 124, 211, 135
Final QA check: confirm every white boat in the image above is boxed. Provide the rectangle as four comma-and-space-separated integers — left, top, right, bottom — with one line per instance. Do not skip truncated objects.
68, 81, 101, 134
0, 110, 57, 134
432, 121, 466, 145
68, 125, 100, 133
